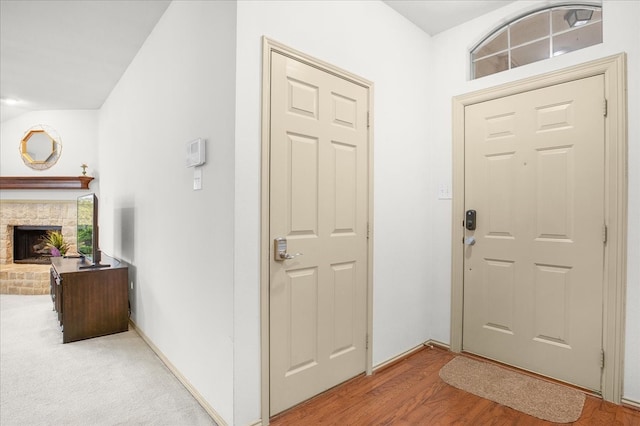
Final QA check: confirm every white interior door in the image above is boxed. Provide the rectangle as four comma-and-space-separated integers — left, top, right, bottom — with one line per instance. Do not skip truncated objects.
463, 75, 605, 391
269, 51, 369, 415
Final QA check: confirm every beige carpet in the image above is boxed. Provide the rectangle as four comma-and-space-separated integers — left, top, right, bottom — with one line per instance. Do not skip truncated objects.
0, 294, 216, 426
439, 356, 586, 423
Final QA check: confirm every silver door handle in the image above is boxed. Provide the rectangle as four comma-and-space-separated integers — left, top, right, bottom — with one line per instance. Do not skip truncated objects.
274, 237, 303, 261
465, 236, 476, 246
278, 252, 303, 260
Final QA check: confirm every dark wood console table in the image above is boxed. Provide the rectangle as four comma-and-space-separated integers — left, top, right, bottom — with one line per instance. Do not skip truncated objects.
50, 255, 128, 343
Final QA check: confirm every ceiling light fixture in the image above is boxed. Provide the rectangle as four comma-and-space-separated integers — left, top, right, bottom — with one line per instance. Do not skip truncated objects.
1, 97, 20, 106
565, 9, 593, 28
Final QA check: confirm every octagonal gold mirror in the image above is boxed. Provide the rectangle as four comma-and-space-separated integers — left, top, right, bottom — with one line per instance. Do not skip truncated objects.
19, 126, 62, 170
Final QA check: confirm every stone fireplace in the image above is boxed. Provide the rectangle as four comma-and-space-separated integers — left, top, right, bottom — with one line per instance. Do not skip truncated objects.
0, 200, 77, 294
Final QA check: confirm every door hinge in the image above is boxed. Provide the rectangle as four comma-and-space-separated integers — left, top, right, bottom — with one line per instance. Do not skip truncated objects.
366, 334, 369, 350
602, 224, 608, 244
600, 349, 605, 369
603, 99, 608, 117
367, 111, 370, 128
367, 222, 370, 239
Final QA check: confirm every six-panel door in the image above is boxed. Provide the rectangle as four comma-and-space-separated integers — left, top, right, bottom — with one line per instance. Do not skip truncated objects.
463, 75, 606, 392
269, 52, 369, 415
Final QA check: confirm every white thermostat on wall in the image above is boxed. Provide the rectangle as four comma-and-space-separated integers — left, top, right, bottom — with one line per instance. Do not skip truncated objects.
186, 138, 206, 167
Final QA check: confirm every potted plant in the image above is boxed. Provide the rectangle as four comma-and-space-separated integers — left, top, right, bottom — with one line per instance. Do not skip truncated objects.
40, 230, 70, 257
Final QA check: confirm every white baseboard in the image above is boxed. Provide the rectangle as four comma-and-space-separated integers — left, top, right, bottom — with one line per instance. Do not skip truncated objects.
622, 397, 640, 410
129, 320, 227, 426
373, 340, 449, 373
424, 339, 451, 351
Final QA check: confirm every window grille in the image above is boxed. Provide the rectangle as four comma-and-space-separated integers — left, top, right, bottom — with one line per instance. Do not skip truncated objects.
471, 5, 603, 79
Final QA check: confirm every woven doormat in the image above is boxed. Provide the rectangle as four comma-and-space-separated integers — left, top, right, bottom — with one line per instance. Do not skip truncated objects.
439, 356, 586, 423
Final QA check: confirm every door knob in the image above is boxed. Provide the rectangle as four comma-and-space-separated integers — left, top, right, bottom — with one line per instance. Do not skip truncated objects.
465, 236, 476, 246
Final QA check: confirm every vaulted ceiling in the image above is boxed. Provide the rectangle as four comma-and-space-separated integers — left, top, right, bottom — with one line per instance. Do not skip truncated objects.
0, 0, 513, 122
0, 0, 171, 122
383, 1, 513, 36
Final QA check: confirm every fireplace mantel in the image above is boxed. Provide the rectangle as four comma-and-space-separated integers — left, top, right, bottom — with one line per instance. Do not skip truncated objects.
0, 176, 94, 190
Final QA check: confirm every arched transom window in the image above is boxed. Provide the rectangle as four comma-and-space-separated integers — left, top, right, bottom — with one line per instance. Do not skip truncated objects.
471, 5, 603, 79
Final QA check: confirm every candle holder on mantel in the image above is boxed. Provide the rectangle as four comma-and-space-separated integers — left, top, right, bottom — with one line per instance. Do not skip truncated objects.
81, 164, 88, 176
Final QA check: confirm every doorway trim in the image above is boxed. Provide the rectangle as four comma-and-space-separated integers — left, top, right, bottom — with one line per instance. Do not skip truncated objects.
450, 53, 627, 403
260, 37, 374, 424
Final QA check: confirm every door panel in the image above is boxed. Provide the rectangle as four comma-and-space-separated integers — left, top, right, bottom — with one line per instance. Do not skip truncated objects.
269, 52, 368, 415
463, 75, 605, 391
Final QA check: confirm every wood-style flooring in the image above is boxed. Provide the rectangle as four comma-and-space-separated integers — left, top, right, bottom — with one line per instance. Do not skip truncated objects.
270, 346, 640, 425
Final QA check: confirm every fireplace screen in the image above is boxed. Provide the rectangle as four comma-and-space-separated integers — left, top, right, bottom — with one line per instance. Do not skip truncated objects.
13, 226, 62, 264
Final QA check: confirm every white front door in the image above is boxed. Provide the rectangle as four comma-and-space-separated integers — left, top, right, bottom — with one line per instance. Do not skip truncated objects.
269, 51, 369, 415
463, 75, 605, 391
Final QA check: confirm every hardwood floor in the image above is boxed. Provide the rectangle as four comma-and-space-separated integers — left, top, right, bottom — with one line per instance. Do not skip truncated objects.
270, 346, 640, 425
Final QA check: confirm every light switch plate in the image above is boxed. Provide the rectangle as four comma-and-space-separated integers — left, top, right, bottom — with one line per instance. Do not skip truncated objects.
193, 168, 202, 190
438, 183, 452, 200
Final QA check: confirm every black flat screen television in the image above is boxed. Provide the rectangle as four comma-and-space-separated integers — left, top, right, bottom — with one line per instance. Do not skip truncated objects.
77, 193, 108, 268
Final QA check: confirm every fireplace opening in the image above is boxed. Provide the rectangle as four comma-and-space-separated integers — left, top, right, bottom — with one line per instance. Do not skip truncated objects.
13, 226, 62, 264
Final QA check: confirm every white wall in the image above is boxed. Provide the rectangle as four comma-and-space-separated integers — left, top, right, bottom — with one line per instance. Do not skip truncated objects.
6, 1, 635, 423
0, 110, 99, 200
428, 0, 640, 402
234, 1, 433, 423
98, 1, 237, 423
